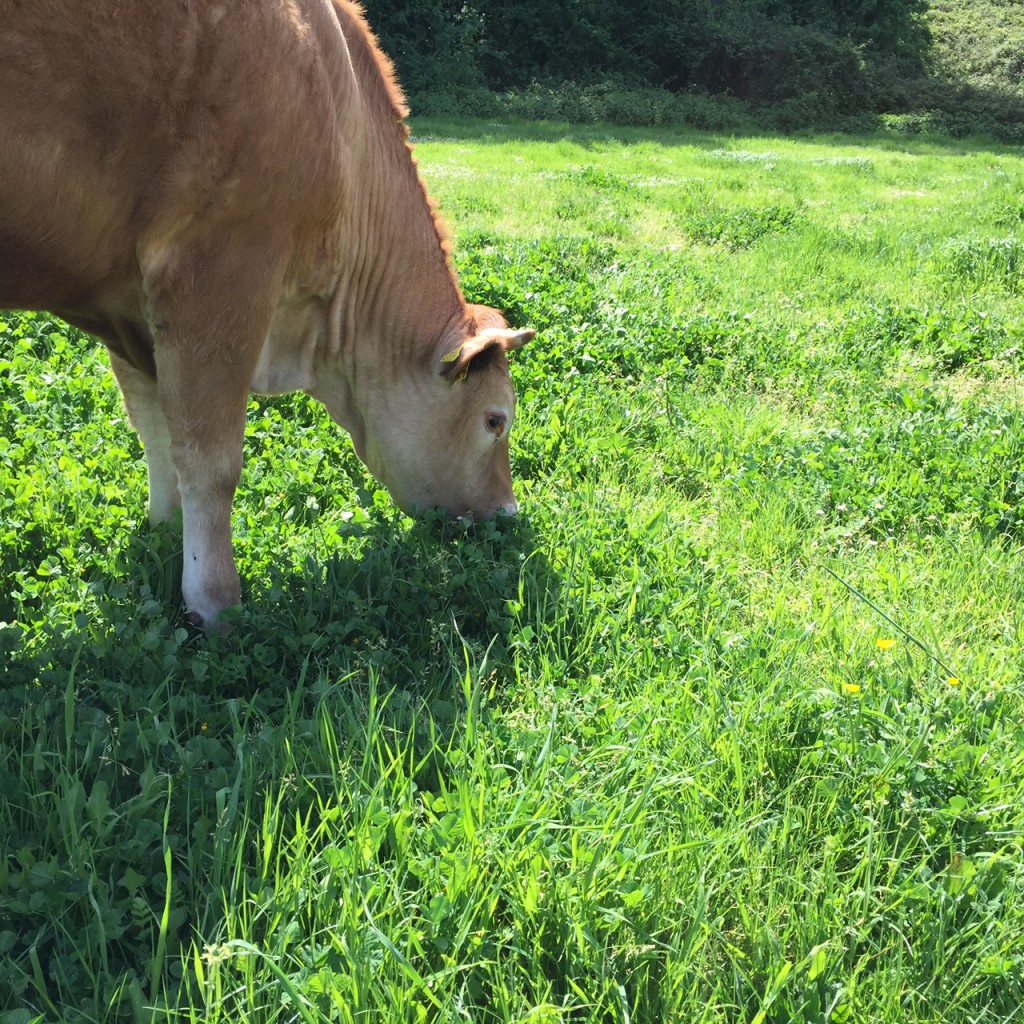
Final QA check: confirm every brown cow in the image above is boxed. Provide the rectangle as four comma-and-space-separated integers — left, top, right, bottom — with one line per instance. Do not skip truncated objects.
0, 0, 533, 628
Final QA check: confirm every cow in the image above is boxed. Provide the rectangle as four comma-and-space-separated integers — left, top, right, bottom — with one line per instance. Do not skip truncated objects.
0, 0, 533, 629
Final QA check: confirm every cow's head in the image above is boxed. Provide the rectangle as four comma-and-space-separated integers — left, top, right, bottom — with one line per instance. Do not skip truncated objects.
357, 305, 533, 520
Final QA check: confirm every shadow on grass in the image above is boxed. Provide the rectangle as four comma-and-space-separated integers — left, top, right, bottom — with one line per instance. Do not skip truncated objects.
411, 115, 736, 151
0, 507, 557, 705
216, 509, 558, 698
411, 95, 1024, 155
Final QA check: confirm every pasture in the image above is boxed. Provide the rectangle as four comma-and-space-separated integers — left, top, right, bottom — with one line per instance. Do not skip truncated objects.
1, 119, 1022, 1022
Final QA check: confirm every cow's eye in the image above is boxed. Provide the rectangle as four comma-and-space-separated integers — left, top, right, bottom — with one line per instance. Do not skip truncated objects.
485, 413, 507, 436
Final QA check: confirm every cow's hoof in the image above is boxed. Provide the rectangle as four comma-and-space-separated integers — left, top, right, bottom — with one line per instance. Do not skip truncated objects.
183, 609, 207, 633
184, 608, 236, 636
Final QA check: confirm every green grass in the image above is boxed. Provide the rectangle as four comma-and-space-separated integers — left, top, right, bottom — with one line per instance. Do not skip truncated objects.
2, 119, 1023, 1023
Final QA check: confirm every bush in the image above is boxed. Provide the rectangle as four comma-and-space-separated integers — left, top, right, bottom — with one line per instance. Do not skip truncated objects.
700, 20, 873, 115
489, 83, 750, 133
928, 0, 1024, 97
413, 86, 502, 119
875, 76, 1024, 142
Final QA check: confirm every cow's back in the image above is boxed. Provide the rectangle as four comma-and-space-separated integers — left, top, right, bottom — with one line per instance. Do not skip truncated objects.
0, 0, 358, 326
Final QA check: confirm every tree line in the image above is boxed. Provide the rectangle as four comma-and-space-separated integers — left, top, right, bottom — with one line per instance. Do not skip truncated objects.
361, 0, 930, 113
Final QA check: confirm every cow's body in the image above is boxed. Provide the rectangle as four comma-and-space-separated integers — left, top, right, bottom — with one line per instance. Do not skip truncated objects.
0, 0, 532, 627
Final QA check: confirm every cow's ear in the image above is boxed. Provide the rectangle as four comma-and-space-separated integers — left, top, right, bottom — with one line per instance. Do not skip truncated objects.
440, 328, 534, 383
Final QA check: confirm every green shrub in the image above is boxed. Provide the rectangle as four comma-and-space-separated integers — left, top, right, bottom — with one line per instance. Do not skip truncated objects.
928, 0, 1024, 97
489, 83, 750, 132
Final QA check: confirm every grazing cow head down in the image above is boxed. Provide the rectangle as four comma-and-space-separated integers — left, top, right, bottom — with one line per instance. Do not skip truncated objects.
358, 306, 534, 520
0, 0, 537, 628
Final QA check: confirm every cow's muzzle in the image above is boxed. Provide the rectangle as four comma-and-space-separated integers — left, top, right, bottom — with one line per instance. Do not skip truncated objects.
456, 500, 518, 522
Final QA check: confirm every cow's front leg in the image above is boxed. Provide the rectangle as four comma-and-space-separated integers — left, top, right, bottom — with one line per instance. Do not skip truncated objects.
156, 342, 252, 630
144, 240, 282, 629
108, 353, 181, 524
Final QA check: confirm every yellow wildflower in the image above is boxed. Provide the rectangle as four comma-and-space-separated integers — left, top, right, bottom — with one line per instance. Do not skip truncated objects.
876, 638, 896, 651
947, 676, 961, 687
843, 683, 862, 695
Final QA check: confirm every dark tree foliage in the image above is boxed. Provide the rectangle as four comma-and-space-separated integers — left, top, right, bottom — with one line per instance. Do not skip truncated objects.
360, 0, 485, 94
361, 0, 931, 110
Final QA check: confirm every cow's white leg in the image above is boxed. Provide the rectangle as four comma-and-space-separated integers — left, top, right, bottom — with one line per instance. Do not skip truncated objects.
151, 342, 253, 629
108, 353, 181, 524
175, 439, 244, 629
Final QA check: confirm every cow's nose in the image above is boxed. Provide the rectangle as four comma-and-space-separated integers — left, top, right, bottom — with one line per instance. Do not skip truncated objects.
463, 500, 517, 522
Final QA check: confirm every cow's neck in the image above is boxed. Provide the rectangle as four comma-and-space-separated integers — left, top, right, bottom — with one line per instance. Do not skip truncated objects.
329, 1, 463, 351
284, 4, 467, 452
339, 177, 462, 354
322, 221, 459, 445
260, 160, 462, 463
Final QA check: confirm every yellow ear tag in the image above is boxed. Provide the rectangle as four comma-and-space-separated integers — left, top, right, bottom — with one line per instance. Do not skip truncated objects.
441, 343, 465, 364
453, 366, 469, 383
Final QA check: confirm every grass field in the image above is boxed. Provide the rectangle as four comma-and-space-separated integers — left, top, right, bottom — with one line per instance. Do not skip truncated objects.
1, 118, 1023, 1023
